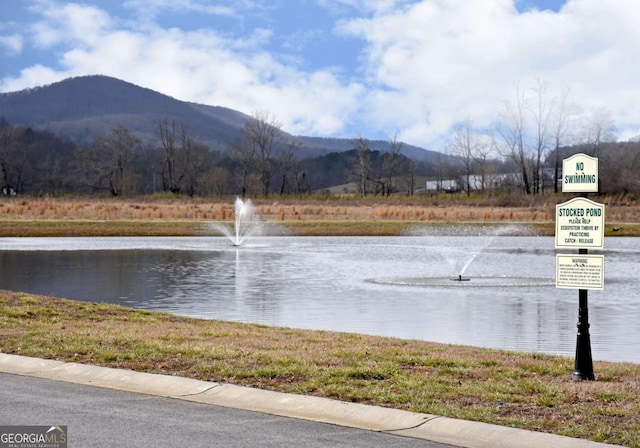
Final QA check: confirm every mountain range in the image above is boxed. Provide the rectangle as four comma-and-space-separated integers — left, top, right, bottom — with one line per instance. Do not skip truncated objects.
0, 75, 441, 162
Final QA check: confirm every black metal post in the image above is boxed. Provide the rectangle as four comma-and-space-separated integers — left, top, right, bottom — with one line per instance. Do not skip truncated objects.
573, 248, 595, 380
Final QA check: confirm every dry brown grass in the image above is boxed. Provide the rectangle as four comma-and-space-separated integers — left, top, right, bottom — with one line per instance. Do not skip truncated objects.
3, 195, 640, 237
0, 194, 629, 239
1, 196, 639, 224
0, 197, 612, 221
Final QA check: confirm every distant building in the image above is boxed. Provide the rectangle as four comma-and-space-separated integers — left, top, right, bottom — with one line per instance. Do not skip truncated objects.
425, 173, 522, 193
425, 179, 458, 192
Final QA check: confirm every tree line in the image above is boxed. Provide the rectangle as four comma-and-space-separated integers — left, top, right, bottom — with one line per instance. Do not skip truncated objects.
448, 79, 633, 197
0, 111, 430, 198
1, 84, 640, 199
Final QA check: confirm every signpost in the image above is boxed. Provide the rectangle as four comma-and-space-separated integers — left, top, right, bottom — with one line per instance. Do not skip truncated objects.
556, 153, 604, 381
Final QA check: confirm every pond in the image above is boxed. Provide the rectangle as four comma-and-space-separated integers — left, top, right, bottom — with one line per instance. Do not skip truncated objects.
0, 234, 637, 363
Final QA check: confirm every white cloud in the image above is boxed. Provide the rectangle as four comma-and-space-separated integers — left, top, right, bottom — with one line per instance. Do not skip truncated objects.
319, 0, 407, 14
122, 0, 238, 21
29, 1, 114, 48
2, 64, 63, 89
1, 1, 364, 137
337, 0, 640, 146
4, 0, 640, 148
0, 33, 23, 54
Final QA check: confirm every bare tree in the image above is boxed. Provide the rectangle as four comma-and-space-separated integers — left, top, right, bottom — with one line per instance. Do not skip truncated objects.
431, 150, 454, 193
0, 121, 30, 194
183, 139, 214, 197
498, 80, 585, 195
292, 159, 311, 194
474, 137, 496, 194
497, 84, 531, 194
235, 110, 283, 197
156, 119, 181, 193
350, 135, 372, 197
154, 120, 204, 194
528, 79, 553, 194
452, 117, 490, 196
582, 107, 617, 155
229, 133, 255, 197
278, 139, 303, 195
84, 125, 140, 196
380, 133, 403, 196
401, 157, 418, 196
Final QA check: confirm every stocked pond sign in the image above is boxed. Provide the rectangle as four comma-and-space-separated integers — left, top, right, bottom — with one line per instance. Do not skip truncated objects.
562, 153, 598, 193
555, 197, 605, 249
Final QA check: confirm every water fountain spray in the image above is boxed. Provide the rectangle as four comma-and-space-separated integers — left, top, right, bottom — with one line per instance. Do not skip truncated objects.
212, 197, 259, 246
233, 197, 250, 246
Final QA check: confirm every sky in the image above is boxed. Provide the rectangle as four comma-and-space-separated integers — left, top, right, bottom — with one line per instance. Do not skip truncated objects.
1, 0, 640, 150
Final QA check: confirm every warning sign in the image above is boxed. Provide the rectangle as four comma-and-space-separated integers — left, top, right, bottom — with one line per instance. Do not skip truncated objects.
556, 254, 604, 290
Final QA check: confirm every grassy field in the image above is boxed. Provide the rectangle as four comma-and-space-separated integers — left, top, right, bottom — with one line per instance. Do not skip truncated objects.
0, 195, 639, 236
0, 195, 639, 446
1, 292, 639, 447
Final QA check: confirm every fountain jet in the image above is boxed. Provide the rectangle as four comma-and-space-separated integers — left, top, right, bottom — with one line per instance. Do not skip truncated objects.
212, 197, 259, 246
232, 197, 251, 246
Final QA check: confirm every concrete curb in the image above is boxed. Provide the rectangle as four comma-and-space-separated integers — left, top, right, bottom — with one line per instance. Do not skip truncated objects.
0, 353, 620, 448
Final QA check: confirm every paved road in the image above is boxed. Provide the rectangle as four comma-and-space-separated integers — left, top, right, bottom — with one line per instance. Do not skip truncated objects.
0, 355, 617, 448
0, 373, 453, 448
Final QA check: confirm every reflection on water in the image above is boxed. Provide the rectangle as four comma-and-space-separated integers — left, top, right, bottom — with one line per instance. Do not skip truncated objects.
0, 235, 638, 363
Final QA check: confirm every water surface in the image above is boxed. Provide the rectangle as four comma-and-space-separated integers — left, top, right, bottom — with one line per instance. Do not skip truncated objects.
0, 235, 637, 363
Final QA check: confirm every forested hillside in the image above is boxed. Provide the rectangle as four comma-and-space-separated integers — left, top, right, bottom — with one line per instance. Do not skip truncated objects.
0, 75, 445, 160
0, 76, 448, 196
1, 75, 639, 198
0, 75, 251, 149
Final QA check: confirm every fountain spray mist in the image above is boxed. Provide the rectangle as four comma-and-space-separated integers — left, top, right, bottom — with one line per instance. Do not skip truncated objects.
212, 197, 260, 246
